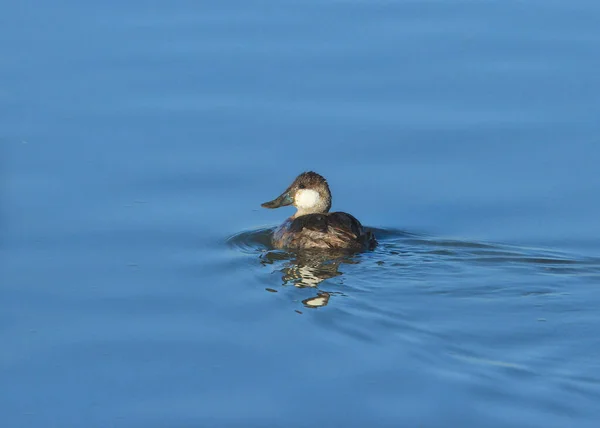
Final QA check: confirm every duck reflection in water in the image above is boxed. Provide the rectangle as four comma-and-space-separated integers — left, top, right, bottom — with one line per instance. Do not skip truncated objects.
260, 249, 359, 308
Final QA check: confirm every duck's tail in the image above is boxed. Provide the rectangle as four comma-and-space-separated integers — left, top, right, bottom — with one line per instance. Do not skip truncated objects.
363, 230, 378, 251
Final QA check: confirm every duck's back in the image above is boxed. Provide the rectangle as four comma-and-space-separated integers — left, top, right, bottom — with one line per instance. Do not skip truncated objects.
273, 212, 377, 250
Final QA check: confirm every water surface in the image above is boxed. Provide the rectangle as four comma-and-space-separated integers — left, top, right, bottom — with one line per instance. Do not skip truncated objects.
2, 0, 600, 427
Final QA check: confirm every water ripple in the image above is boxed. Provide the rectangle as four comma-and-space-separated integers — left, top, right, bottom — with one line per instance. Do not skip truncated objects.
227, 226, 600, 316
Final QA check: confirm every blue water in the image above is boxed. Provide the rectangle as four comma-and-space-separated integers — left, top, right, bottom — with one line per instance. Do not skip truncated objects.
2, 1, 600, 427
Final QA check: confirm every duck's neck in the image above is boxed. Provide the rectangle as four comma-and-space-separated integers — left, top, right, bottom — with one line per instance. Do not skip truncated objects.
293, 207, 328, 218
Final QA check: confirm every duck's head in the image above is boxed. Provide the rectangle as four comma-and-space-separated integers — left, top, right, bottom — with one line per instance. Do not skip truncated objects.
261, 171, 332, 217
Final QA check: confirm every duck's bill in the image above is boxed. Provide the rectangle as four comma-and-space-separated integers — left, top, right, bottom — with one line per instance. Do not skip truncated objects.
261, 192, 293, 209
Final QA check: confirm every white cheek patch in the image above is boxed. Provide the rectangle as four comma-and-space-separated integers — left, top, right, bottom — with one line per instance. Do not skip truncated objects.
295, 189, 320, 209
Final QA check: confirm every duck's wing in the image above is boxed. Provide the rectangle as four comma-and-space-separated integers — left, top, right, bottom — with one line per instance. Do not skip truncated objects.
326, 212, 377, 250
327, 212, 364, 238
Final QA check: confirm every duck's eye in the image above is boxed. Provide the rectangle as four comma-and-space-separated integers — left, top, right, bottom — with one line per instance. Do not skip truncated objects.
298, 184, 306, 189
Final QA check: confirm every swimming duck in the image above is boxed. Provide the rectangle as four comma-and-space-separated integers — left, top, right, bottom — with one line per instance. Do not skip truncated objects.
261, 171, 377, 251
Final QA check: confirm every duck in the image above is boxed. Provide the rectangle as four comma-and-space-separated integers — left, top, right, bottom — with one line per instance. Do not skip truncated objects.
261, 171, 377, 251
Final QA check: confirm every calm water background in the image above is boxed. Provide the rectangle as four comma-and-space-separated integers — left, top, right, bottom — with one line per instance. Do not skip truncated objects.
2, 0, 600, 427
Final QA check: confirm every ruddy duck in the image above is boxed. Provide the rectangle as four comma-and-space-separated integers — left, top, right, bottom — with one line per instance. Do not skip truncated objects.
261, 171, 377, 251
